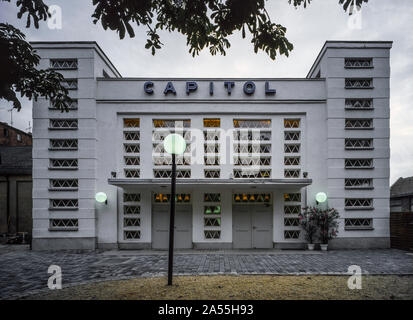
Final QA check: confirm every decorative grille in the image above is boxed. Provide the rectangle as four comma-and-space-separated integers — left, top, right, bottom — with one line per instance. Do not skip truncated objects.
345, 99, 373, 110
233, 119, 271, 128
345, 78, 373, 89
284, 169, 300, 178
50, 99, 78, 110
345, 119, 373, 129
49, 219, 78, 230
49, 199, 78, 209
284, 157, 300, 166
284, 131, 300, 141
153, 193, 191, 203
124, 218, 140, 227
124, 169, 140, 178
284, 144, 300, 153
234, 157, 271, 166
50, 59, 78, 69
284, 119, 300, 128
49, 179, 78, 190
49, 139, 78, 150
49, 159, 78, 169
204, 170, 220, 178
124, 131, 140, 140
153, 169, 191, 178
123, 193, 141, 202
61, 79, 78, 90
284, 218, 300, 227
345, 178, 373, 189
204, 218, 221, 227
204, 230, 221, 239
124, 205, 141, 215
344, 218, 373, 230
204, 193, 221, 202
124, 144, 140, 153
153, 119, 190, 128
203, 118, 220, 127
345, 58, 373, 68
124, 230, 140, 239
345, 138, 374, 150
153, 156, 190, 166
233, 169, 271, 179
124, 118, 140, 128
345, 158, 373, 169
284, 230, 300, 239
233, 193, 271, 203
284, 193, 301, 202
204, 156, 220, 166
345, 198, 373, 209
49, 119, 78, 129
284, 205, 301, 214
124, 157, 140, 166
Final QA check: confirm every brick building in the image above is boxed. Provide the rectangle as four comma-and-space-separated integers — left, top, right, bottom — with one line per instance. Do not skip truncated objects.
0, 122, 32, 147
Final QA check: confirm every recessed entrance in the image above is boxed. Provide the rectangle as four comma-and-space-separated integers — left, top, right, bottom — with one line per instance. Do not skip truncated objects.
151, 193, 192, 249
232, 198, 273, 249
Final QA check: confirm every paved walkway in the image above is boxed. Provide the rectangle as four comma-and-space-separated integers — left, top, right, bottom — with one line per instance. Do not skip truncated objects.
0, 246, 412, 299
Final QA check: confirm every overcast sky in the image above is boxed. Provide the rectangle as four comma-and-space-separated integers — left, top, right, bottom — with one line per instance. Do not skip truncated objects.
0, 0, 412, 184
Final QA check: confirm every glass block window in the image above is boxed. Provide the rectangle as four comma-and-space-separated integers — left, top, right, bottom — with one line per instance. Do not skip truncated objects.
284, 169, 300, 178
345, 138, 374, 150
284, 119, 300, 128
49, 119, 78, 129
345, 198, 373, 210
49, 179, 78, 190
49, 139, 78, 150
233, 119, 271, 128
345, 58, 373, 68
49, 199, 78, 209
345, 99, 373, 110
124, 118, 140, 128
344, 218, 373, 230
203, 118, 220, 127
49, 219, 78, 231
345, 178, 373, 189
345, 158, 373, 169
203, 193, 221, 240
233, 193, 271, 203
284, 230, 300, 239
153, 193, 191, 203
345, 119, 373, 129
284, 193, 301, 202
61, 79, 78, 90
345, 78, 373, 89
49, 159, 78, 169
50, 59, 78, 70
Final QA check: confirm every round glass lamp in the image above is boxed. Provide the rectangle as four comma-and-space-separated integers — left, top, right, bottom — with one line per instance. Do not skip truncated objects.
163, 134, 186, 155
315, 192, 327, 204
95, 192, 108, 204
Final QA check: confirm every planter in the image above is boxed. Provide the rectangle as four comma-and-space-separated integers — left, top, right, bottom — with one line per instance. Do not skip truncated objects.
307, 243, 315, 251
320, 244, 328, 251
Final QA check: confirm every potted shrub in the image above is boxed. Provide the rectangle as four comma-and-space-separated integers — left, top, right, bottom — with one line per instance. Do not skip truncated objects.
298, 207, 318, 250
316, 208, 340, 251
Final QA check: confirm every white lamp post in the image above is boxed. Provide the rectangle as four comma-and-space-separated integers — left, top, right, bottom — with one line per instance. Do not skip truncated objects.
163, 133, 186, 286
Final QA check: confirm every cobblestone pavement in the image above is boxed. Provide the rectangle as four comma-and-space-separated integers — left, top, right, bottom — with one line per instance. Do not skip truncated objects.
0, 246, 412, 299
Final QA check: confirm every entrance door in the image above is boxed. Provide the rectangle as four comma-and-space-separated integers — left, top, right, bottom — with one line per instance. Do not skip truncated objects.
152, 204, 192, 249
233, 204, 273, 249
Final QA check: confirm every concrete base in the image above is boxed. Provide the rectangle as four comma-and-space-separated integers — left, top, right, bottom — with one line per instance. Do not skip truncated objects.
32, 237, 96, 250
328, 237, 390, 249
193, 242, 233, 249
118, 242, 151, 250
97, 243, 119, 250
273, 242, 306, 250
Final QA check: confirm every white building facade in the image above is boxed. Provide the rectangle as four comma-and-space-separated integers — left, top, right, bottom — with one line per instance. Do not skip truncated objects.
31, 41, 392, 250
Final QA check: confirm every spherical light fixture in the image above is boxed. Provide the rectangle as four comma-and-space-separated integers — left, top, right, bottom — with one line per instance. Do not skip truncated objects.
95, 192, 108, 204
315, 192, 327, 204
163, 134, 186, 155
